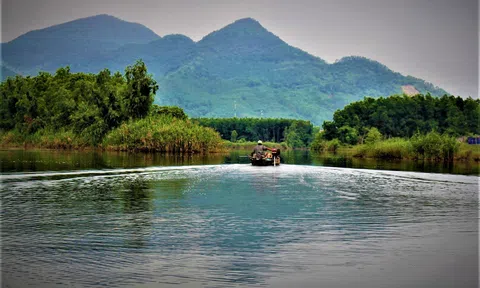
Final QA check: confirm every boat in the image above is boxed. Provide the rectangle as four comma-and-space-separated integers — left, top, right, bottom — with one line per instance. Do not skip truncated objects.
249, 149, 281, 166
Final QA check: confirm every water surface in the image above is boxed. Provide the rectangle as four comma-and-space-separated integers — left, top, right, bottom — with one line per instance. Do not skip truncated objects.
1, 150, 478, 287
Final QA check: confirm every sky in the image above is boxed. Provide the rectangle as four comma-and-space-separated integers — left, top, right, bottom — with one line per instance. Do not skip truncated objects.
1, 0, 479, 98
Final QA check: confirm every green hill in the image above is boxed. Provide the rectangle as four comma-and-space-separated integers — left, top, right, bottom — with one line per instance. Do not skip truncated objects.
1, 16, 448, 124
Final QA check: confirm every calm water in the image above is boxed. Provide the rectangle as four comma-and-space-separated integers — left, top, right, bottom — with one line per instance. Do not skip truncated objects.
1, 150, 479, 287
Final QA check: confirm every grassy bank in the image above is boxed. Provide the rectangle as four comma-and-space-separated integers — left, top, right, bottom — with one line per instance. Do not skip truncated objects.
312, 131, 480, 162
0, 129, 92, 149
351, 139, 479, 162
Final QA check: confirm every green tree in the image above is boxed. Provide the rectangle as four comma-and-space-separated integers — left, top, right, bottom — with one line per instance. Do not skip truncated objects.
337, 126, 358, 145
364, 127, 382, 144
322, 121, 337, 140
285, 128, 303, 148
123, 60, 158, 119
151, 105, 188, 120
231, 130, 238, 142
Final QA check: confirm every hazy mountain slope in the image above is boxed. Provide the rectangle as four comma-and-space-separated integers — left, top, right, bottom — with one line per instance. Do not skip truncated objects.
1, 64, 17, 79
1, 14, 160, 75
1, 15, 448, 124
69, 34, 198, 77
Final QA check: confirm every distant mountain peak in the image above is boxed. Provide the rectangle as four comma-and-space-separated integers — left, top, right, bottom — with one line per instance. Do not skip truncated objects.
162, 34, 194, 43
231, 17, 262, 26
199, 17, 282, 48
6, 13, 160, 44
334, 55, 392, 72
220, 17, 269, 34
71, 14, 121, 22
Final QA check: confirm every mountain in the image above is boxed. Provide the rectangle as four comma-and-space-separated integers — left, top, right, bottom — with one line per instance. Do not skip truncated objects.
1, 15, 447, 124
1, 14, 160, 75
1, 63, 17, 79
157, 18, 445, 123
78, 34, 198, 76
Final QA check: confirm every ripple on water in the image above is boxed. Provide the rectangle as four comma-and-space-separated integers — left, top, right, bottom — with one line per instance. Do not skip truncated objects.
1, 164, 478, 287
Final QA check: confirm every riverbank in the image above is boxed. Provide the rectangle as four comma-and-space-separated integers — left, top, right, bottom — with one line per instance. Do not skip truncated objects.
311, 141, 480, 162
312, 131, 480, 162
351, 140, 480, 162
0, 129, 291, 153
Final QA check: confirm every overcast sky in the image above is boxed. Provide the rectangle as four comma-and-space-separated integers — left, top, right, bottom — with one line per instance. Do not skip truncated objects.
1, 0, 478, 98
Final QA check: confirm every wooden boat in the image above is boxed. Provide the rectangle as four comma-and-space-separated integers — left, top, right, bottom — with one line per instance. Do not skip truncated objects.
249, 149, 281, 166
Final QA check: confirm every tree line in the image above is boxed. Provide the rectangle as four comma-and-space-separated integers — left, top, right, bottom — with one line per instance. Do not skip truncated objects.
192, 117, 316, 148
320, 94, 479, 144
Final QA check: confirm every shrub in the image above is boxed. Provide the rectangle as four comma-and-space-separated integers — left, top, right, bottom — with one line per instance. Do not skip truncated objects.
411, 131, 460, 160
103, 115, 223, 153
364, 127, 382, 144
310, 134, 340, 153
231, 130, 238, 143
353, 138, 412, 159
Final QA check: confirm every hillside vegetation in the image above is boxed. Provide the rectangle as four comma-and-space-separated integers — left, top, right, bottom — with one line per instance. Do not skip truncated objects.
2, 15, 448, 125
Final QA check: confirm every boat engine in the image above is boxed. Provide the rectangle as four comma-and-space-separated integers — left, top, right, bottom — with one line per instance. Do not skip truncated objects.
272, 148, 280, 156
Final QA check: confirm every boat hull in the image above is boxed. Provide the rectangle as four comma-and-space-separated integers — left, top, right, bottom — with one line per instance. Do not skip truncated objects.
250, 156, 280, 166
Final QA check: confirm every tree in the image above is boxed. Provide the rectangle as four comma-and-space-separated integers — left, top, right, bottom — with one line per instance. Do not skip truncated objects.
230, 130, 238, 142
364, 127, 382, 144
151, 105, 188, 120
337, 125, 358, 145
322, 121, 337, 140
123, 60, 158, 119
285, 128, 303, 148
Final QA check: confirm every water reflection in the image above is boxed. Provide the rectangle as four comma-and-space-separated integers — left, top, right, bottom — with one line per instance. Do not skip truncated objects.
0, 149, 227, 173
2, 148, 477, 175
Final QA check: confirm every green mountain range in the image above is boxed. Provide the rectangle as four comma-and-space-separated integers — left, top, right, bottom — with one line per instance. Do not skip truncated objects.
1, 15, 447, 124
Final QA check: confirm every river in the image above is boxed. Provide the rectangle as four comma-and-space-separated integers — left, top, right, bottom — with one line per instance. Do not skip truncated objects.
1, 149, 478, 287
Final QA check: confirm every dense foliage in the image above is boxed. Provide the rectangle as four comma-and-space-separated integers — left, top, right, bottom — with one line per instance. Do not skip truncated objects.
2, 15, 449, 125
193, 117, 314, 148
0, 61, 224, 152
150, 105, 188, 120
0, 60, 157, 145
321, 94, 479, 141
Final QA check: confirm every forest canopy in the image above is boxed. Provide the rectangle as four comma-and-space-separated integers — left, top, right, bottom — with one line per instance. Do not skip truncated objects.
321, 94, 479, 142
0, 60, 158, 145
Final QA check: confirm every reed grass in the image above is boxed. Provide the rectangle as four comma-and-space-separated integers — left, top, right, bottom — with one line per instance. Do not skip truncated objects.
352, 138, 413, 159
0, 129, 90, 149
102, 115, 223, 153
456, 143, 480, 162
350, 132, 479, 162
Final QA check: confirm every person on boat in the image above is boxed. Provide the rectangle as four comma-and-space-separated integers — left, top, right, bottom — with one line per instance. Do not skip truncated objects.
251, 140, 274, 160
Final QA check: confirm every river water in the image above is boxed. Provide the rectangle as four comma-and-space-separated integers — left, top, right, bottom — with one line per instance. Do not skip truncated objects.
1, 150, 478, 287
